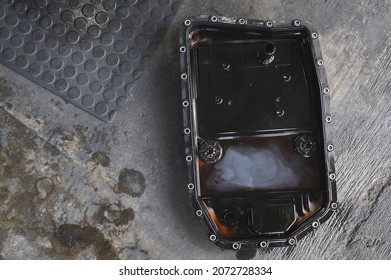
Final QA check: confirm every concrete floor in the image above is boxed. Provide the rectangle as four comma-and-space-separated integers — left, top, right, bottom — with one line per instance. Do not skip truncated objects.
0, 0, 390, 259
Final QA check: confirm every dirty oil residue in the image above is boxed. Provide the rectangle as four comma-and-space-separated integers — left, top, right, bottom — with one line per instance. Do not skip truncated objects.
53, 224, 117, 260
90, 151, 110, 167
0, 186, 9, 201
34, 177, 54, 200
236, 248, 257, 260
115, 168, 146, 197
85, 204, 135, 226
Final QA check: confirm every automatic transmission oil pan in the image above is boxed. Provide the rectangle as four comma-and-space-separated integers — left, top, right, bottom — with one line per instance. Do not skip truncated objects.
179, 16, 337, 249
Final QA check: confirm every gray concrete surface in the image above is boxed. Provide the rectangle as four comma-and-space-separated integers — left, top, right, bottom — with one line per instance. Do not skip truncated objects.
0, 0, 390, 259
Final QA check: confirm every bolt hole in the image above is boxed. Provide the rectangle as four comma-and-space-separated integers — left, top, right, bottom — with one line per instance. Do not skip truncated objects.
184, 19, 191, 26
293, 19, 301, 26
209, 235, 217, 242
325, 116, 332, 123
182, 100, 189, 107
318, 59, 324, 66
232, 243, 240, 250
181, 73, 187, 80
312, 32, 318, 39
331, 202, 338, 210
327, 144, 334, 151
265, 42, 276, 55
211, 16, 217, 22
180, 46, 186, 53
329, 173, 336, 180
238, 19, 245, 25
312, 221, 319, 228
187, 183, 194, 190
184, 128, 191, 134
323, 87, 330, 94
186, 155, 192, 162
195, 210, 203, 217
266, 21, 273, 27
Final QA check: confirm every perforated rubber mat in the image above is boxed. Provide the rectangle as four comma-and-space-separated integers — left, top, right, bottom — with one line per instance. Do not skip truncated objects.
0, 0, 181, 122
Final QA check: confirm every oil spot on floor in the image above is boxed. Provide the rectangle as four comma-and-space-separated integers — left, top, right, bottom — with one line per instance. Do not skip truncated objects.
115, 168, 146, 197
53, 224, 117, 260
0, 186, 9, 201
90, 151, 110, 167
85, 204, 135, 226
236, 248, 257, 260
34, 177, 54, 200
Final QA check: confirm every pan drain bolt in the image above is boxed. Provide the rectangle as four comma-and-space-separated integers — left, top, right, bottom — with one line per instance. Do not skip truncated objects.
199, 140, 223, 164
294, 134, 318, 157
258, 42, 276, 64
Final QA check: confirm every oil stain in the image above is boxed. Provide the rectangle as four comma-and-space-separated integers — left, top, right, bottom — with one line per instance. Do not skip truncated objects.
90, 151, 110, 167
236, 248, 257, 260
34, 177, 54, 200
85, 204, 135, 226
53, 224, 117, 260
115, 168, 146, 197
0, 186, 9, 201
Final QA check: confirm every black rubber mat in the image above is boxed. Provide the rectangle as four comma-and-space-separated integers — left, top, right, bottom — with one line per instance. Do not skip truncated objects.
0, 0, 181, 122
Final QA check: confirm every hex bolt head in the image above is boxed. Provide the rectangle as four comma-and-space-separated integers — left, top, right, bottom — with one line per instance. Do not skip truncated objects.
288, 238, 296, 246
331, 202, 338, 210
260, 241, 268, 248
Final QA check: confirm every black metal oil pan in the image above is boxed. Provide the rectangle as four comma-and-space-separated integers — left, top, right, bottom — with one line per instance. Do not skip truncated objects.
179, 15, 337, 249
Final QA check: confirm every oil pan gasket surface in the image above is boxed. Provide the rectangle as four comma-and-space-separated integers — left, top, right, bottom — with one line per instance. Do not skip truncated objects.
180, 15, 337, 249
0, 0, 181, 122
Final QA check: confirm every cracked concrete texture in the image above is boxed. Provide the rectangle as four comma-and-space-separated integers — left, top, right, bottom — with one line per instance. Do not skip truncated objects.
0, 0, 390, 259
